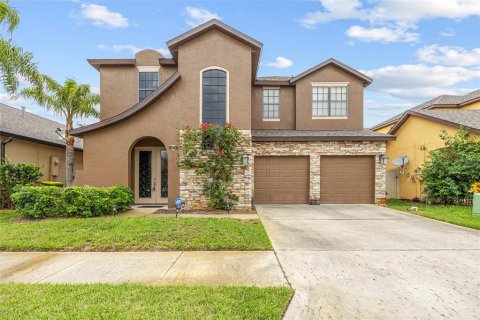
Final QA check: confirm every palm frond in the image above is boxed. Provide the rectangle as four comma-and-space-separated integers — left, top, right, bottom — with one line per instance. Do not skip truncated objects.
0, 38, 40, 93
0, 1, 20, 33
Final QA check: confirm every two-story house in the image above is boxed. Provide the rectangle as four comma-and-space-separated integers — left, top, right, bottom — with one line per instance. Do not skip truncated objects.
70, 20, 394, 208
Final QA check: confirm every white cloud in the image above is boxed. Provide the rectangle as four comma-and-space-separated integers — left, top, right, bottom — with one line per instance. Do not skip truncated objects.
346, 25, 419, 42
440, 27, 455, 37
417, 45, 480, 67
0, 94, 28, 108
265, 56, 293, 69
80, 3, 129, 29
185, 6, 220, 27
97, 44, 170, 57
363, 64, 480, 99
364, 100, 413, 111
300, 0, 480, 28
299, 0, 480, 42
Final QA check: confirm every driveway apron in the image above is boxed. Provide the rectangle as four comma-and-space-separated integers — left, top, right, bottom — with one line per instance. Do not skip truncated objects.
257, 204, 480, 320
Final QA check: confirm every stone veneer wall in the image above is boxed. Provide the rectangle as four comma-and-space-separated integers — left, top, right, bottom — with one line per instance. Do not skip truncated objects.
252, 141, 387, 203
180, 137, 387, 209
179, 130, 253, 210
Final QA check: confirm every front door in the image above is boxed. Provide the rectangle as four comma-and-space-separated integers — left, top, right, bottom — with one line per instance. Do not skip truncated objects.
134, 147, 167, 204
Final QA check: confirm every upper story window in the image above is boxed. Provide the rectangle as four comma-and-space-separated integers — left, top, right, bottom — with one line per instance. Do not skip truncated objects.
202, 69, 227, 125
312, 84, 348, 118
263, 88, 280, 120
139, 72, 159, 102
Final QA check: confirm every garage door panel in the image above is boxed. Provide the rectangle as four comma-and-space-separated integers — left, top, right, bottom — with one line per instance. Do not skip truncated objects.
320, 156, 374, 204
254, 156, 309, 204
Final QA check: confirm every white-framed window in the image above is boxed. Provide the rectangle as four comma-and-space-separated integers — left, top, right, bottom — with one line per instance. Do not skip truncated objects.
312, 84, 348, 117
263, 88, 280, 119
138, 71, 159, 102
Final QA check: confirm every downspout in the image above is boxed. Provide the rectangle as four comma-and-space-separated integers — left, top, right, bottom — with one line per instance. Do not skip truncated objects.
1, 137, 13, 164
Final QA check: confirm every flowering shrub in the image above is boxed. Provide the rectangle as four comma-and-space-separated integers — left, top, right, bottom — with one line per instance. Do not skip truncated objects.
469, 182, 480, 194
179, 123, 247, 210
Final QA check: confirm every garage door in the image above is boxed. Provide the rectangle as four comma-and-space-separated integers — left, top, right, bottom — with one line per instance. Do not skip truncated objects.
320, 156, 375, 204
254, 156, 309, 204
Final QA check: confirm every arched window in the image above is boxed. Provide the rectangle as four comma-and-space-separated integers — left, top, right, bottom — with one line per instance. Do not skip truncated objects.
202, 69, 227, 125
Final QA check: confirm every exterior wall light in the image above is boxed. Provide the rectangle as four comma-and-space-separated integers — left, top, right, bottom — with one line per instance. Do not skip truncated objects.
168, 145, 179, 151
379, 154, 388, 165
242, 154, 249, 167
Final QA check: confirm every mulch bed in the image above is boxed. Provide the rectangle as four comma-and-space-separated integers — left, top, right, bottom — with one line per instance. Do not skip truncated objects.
153, 208, 257, 215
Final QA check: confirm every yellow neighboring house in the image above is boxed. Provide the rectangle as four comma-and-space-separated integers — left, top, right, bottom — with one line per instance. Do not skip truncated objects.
372, 89, 480, 200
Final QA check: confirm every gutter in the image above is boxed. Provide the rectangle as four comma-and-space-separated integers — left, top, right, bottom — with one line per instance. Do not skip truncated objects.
1, 137, 13, 164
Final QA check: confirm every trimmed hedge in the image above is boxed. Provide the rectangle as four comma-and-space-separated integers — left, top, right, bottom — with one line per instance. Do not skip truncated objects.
11, 185, 134, 219
0, 160, 43, 209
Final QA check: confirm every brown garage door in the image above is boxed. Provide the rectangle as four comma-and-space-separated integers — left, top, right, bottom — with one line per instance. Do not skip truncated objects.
254, 156, 309, 204
320, 156, 375, 204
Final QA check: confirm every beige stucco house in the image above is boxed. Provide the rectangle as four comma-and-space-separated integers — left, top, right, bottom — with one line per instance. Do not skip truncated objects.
0, 103, 83, 183
70, 20, 394, 208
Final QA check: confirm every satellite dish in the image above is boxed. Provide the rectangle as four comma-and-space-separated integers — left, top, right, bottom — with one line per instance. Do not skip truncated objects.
392, 156, 409, 167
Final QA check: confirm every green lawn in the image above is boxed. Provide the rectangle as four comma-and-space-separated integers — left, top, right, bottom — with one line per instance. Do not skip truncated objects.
0, 283, 293, 320
387, 199, 480, 230
0, 210, 272, 251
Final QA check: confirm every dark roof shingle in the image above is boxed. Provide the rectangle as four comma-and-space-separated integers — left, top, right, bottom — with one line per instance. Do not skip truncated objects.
252, 129, 395, 142
0, 103, 83, 149
409, 109, 480, 132
372, 89, 480, 130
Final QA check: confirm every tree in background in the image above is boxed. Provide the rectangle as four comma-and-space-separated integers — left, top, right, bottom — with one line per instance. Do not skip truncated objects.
0, 0, 41, 93
422, 127, 480, 204
21, 77, 99, 186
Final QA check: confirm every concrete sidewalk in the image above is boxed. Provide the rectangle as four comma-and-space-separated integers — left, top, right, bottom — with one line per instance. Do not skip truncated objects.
0, 251, 287, 287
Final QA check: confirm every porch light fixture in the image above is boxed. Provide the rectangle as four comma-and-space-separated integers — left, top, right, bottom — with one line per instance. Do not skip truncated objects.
168, 145, 179, 151
378, 154, 388, 165
242, 153, 249, 167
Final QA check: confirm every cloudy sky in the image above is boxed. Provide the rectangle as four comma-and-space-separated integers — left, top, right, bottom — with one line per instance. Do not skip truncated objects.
2, 0, 480, 127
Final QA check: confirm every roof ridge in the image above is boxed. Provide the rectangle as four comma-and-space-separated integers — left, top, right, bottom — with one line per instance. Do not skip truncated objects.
0, 103, 65, 127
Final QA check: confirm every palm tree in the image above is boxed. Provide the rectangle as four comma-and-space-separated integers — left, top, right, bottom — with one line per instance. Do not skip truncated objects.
21, 76, 100, 186
0, 0, 41, 93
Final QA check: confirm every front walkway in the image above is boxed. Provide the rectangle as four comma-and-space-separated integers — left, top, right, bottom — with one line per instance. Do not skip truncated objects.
119, 207, 259, 219
0, 251, 287, 287
257, 204, 480, 320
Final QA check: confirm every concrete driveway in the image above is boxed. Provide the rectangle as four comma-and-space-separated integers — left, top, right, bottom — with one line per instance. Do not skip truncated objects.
256, 204, 480, 320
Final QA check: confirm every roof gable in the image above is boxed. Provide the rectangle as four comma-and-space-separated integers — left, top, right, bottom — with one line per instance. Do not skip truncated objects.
289, 58, 373, 86
167, 19, 262, 82
372, 89, 480, 131
388, 110, 480, 135
166, 19, 262, 53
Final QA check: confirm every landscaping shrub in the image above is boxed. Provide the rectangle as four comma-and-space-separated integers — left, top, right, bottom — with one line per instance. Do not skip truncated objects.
61, 186, 113, 217
10, 186, 62, 218
0, 160, 42, 209
422, 127, 480, 204
109, 184, 134, 212
11, 185, 134, 219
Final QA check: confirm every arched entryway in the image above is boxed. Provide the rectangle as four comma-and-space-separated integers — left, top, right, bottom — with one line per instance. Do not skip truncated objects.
130, 137, 168, 205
